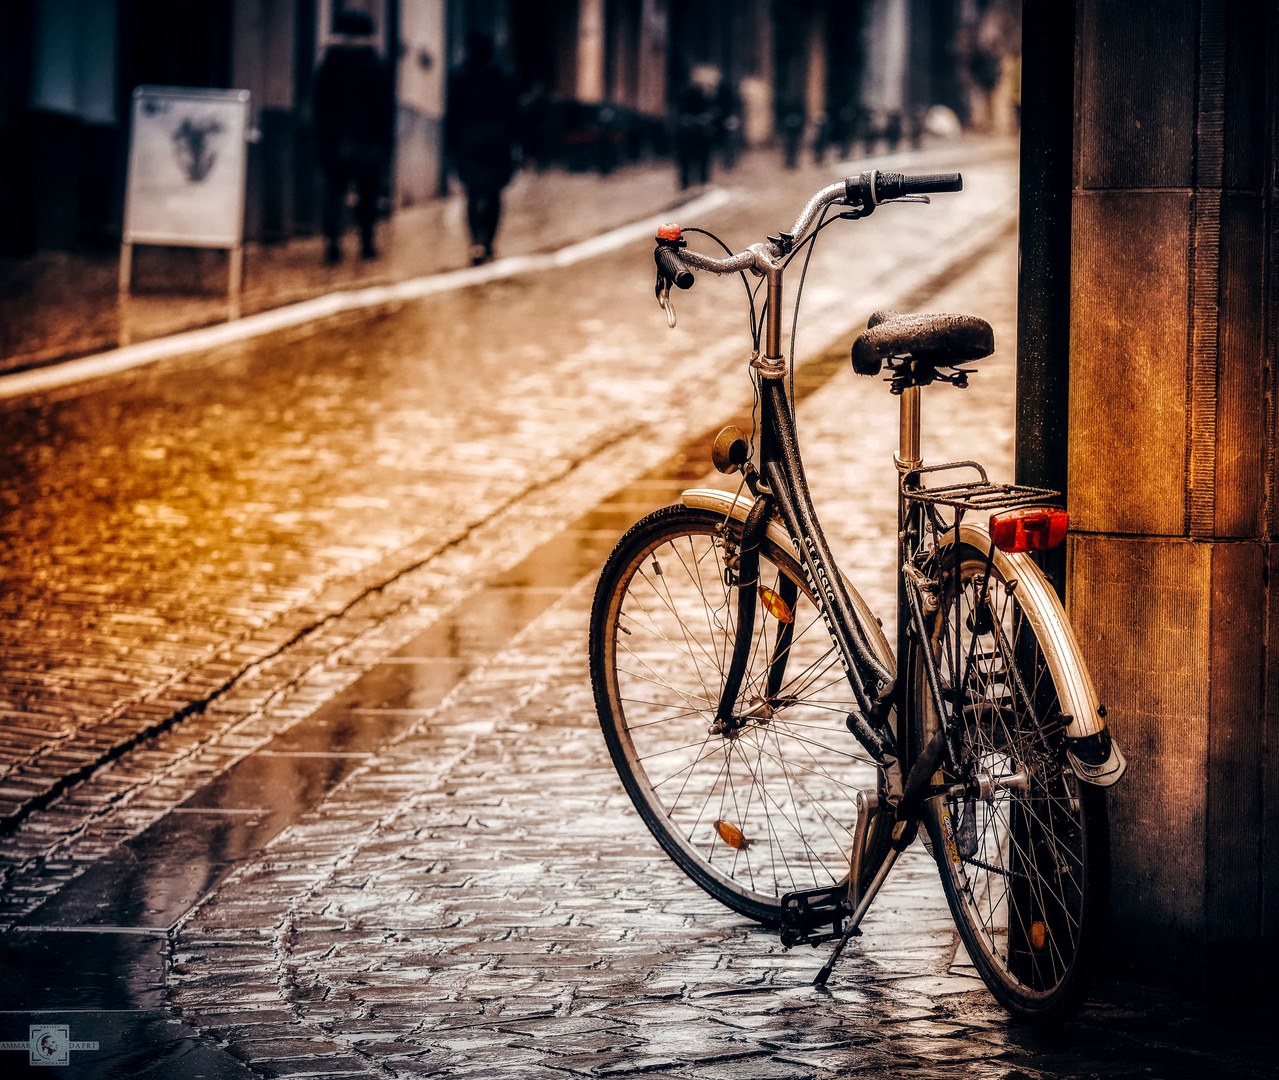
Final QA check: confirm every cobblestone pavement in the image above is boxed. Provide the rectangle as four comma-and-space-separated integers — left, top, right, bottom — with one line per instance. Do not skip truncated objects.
158, 216, 1271, 1080
0, 140, 1016, 839
165, 573, 1275, 1080
3, 161, 1275, 1076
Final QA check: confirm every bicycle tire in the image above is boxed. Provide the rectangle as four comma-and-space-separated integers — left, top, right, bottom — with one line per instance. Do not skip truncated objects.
590, 504, 879, 924
910, 539, 1108, 1022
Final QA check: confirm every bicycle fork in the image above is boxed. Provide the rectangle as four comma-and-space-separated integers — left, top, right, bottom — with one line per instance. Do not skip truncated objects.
710, 494, 772, 736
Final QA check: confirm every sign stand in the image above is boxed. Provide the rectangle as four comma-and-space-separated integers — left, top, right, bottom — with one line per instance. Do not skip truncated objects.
116, 243, 133, 345
119, 86, 251, 335
228, 245, 242, 319
117, 241, 242, 321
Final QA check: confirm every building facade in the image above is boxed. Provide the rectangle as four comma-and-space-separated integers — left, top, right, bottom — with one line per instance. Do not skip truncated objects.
0, 0, 980, 256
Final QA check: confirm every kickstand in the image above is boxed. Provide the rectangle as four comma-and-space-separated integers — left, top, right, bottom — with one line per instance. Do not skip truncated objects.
813, 925, 859, 986
811, 844, 902, 987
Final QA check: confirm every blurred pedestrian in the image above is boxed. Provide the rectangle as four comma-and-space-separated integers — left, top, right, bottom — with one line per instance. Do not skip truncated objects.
812, 112, 831, 165
314, 11, 393, 263
884, 110, 903, 153
907, 105, 926, 150
447, 33, 520, 266
828, 102, 859, 160
520, 81, 553, 172
779, 101, 805, 170
674, 74, 714, 189
713, 77, 741, 171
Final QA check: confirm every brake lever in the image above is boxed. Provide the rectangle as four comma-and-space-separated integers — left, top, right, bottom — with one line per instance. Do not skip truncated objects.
659, 290, 676, 329
880, 195, 931, 204
655, 276, 676, 328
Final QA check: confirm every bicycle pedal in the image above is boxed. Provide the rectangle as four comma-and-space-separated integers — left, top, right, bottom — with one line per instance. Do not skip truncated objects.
779, 884, 857, 948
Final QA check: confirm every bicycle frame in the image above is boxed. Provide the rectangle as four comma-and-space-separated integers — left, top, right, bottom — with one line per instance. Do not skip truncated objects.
623, 171, 1127, 1004
711, 259, 1123, 791
716, 265, 938, 785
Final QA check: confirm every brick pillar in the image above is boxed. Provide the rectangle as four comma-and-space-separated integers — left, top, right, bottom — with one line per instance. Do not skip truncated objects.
1056, 0, 1276, 991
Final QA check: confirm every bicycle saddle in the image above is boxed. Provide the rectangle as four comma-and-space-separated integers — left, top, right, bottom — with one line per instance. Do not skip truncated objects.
851, 310, 994, 377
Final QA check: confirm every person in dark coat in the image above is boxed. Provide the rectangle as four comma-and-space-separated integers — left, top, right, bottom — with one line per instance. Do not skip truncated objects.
674, 79, 714, 190
313, 12, 393, 262
779, 100, 805, 170
446, 33, 520, 265
712, 77, 741, 171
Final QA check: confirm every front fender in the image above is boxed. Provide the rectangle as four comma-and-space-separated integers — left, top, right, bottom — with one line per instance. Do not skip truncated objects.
679, 487, 895, 676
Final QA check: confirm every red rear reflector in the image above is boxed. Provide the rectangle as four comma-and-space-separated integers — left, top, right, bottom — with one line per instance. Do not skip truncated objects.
657, 222, 682, 241
989, 506, 1069, 553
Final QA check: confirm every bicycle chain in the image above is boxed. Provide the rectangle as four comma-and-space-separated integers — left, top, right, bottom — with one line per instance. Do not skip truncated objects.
960, 853, 1028, 883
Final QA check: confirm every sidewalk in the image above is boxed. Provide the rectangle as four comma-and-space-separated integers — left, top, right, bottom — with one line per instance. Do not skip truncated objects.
0, 159, 694, 374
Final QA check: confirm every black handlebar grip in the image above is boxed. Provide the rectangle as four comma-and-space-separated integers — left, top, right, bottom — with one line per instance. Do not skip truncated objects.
875, 171, 963, 200
655, 246, 694, 290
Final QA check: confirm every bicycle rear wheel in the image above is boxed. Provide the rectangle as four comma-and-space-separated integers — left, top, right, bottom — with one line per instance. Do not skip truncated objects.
590, 504, 880, 924
911, 541, 1108, 1022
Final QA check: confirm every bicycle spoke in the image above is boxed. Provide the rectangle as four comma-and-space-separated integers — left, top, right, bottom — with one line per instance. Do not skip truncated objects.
620, 702, 708, 727
601, 516, 883, 914
920, 548, 1097, 1005
617, 597, 721, 700
633, 563, 726, 692
744, 740, 859, 852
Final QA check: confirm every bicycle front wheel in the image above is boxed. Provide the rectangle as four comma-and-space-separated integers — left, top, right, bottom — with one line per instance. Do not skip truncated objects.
590, 504, 880, 924
911, 540, 1108, 1022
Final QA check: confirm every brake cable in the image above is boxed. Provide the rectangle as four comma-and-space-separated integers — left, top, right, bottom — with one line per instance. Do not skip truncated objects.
682, 227, 760, 349
783, 203, 835, 442
682, 226, 765, 459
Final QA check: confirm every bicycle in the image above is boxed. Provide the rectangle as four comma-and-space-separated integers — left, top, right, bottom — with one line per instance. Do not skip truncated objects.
588, 169, 1128, 1022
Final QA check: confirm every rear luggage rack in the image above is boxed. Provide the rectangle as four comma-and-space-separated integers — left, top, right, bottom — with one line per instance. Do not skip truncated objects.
902, 461, 1059, 512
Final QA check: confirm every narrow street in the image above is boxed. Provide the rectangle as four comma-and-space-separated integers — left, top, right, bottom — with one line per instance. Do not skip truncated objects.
1, 142, 1270, 1077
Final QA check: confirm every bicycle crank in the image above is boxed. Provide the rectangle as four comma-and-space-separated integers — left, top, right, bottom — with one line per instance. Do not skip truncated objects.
802, 728, 951, 984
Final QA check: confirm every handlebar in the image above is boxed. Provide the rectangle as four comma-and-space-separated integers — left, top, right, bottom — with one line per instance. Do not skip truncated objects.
852, 170, 963, 204
658, 169, 964, 281
654, 246, 694, 290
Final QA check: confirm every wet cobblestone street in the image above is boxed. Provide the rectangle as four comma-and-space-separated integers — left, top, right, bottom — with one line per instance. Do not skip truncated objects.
163, 571, 1276, 1080
2, 141, 1275, 1077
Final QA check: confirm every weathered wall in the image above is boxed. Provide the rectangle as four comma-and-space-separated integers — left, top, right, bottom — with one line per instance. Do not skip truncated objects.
1022, 0, 1276, 991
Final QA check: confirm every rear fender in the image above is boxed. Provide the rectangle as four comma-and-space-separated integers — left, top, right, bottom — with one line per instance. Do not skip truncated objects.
942, 523, 1126, 787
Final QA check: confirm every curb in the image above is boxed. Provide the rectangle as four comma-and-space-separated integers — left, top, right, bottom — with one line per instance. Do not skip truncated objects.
0, 187, 735, 404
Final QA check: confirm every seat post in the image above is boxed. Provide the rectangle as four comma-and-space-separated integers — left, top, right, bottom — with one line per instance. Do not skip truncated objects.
896, 385, 922, 472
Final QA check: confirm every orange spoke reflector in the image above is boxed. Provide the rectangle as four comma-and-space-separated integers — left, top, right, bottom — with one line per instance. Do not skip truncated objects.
757, 585, 794, 623
1030, 920, 1048, 951
713, 819, 751, 850
989, 506, 1069, 553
